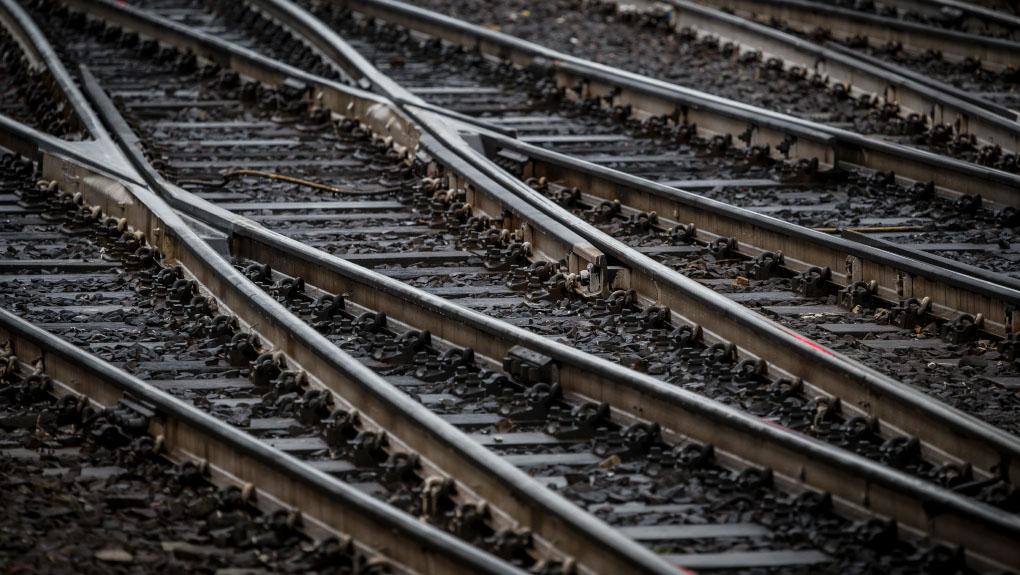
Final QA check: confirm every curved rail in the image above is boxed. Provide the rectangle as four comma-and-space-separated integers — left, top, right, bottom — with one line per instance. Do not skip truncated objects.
0, 0, 104, 138
918, 0, 1020, 34
0, 307, 522, 575
658, 0, 1020, 152
823, 42, 1017, 119
692, 0, 1020, 71
0, 1, 686, 572
79, 73, 1020, 572
331, 0, 1020, 208
59, 0, 608, 289
12, 0, 1020, 568
481, 129, 1020, 336
246, 0, 1020, 486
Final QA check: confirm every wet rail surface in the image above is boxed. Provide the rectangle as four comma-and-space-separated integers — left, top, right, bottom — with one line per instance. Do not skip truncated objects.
810, 0, 1020, 38
22, 0, 1020, 518
1, 1, 1011, 570
0, 151, 958, 574
307, 1, 1020, 277
82, 0, 1020, 280
773, 21, 1020, 113
397, 0, 1020, 172
0, 313, 389, 573
7, 0, 1020, 571
0, 152, 564, 572
27, 0, 1020, 503
246, 0, 1020, 438
680, 0, 1020, 111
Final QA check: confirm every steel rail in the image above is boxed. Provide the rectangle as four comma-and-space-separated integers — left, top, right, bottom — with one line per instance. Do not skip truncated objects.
874, 0, 1020, 37
0, 49, 540, 571
325, 0, 1020, 209
240, 0, 1020, 489
58, 0, 607, 291
691, 0, 1020, 71
80, 69, 1020, 574
1, 109, 637, 573
430, 102, 1020, 491
842, 229, 1020, 293
38, 1, 1020, 568
0, 2, 696, 572
821, 41, 1018, 120
0, 0, 101, 137
52, 0, 1020, 501
655, 0, 1020, 152
480, 129, 1020, 336
0, 307, 523, 575
51, 66, 1020, 572
947, 0, 1020, 18
71, 63, 673, 575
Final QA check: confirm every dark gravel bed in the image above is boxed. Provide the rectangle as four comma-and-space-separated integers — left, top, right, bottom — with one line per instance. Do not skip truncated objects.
22, 2, 1015, 568
0, 150, 548, 570
245, 258, 963, 574
36, 0, 1020, 515
0, 363, 376, 573
384, 0, 1018, 172
525, 176, 1020, 448
0, 27, 84, 140
819, 0, 1020, 38
317, 5, 1020, 269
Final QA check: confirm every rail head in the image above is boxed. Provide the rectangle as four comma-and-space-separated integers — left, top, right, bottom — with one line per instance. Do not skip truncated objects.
31, 0, 1020, 489
692, 0, 1020, 71
480, 128, 1020, 333
660, 0, 1020, 150
97, 127, 1020, 571
0, 300, 524, 575
48, 95, 1020, 569
334, 0, 839, 158
15, 0, 1020, 566
267, 0, 1020, 485
67, 51, 680, 574
0, 0, 102, 138
822, 40, 1019, 120
332, 0, 1020, 207
61, 0, 607, 294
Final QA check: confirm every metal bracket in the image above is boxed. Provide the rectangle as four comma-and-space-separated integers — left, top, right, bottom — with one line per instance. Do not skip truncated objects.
503, 346, 557, 385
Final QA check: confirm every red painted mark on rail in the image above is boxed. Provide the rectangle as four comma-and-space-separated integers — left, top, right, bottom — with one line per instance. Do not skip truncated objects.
787, 330, 833, 356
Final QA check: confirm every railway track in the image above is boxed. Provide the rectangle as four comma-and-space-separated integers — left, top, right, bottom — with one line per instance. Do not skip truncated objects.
390, 0, 1020, 168
0, 311, 401, 574
0, 152, 524, 574
0, 96, 904, 575
690, 0, 1020, 70
690, 0, 1020, 109
356, 0, 1017, 177
30, 0, 1019, 498
4, 0, 1020, 571
321, 2, 1020, 273
292, 0, 1020, 286
207, 0, 1020, 470
819, 0, 1020, 39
